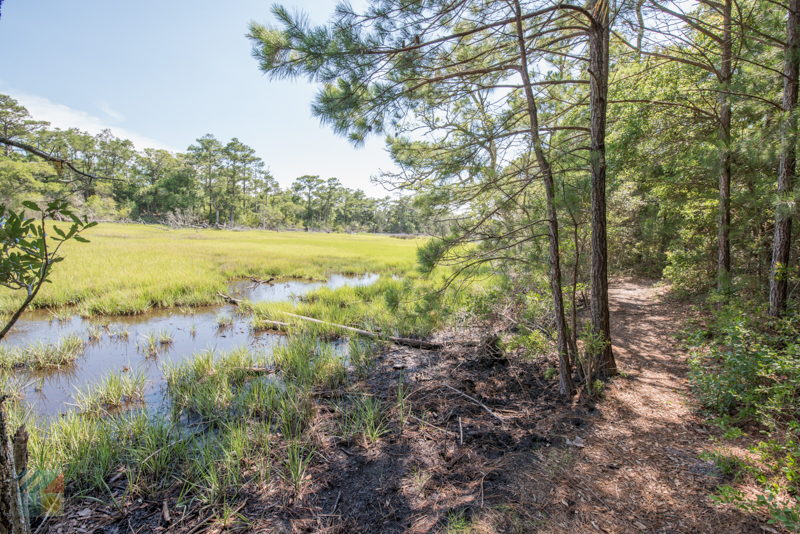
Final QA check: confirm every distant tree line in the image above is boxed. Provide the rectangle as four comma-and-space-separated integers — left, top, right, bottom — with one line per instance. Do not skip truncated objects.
0, 94, 438, 234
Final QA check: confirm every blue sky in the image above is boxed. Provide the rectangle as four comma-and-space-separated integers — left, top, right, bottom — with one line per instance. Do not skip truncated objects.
0, 0, 396, 196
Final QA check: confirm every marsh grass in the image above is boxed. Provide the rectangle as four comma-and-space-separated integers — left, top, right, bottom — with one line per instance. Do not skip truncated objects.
0, 222, 422, 315
284, 441, 314, 494
74, 370, 146, 417
235, 378, 282, 419
0, 371, 26, 401
139, 330, 172, 357
251, 274, 476, 341
0, 335, 85, 370
349, 337, 379, 379
216, 313, 234, 329
48, 307, 73, 322
165, 348, 268, 424
108, 327, 130, 341
338, 394, 388, 445
277, 385, 315, 440
126, 415, 188, 491
86, 325, 103, 343
273, 333, 347, 389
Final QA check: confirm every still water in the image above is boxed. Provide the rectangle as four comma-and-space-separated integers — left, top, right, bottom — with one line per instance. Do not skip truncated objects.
2, 274, 378, 417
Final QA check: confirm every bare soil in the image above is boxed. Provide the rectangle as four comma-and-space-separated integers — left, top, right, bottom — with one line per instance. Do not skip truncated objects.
42, 279, 770, 533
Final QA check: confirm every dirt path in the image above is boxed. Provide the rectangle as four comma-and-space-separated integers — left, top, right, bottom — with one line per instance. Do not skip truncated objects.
538, 279, 764, 533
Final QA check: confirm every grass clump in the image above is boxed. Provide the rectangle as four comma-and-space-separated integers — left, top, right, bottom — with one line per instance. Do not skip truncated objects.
277, 384, 315, 440
349, 337, 379, 379
273, 333, 346, 390
86, 325, 103, 342
0, 335, 85, 370
74, 370, 146, 417
108, 326, 130, 340
216, 313, 234, 328
284, 441, 314, 493
165, 348, 267, 424
139, 329, 173, 357
126, 415, 188, 491
337, 394, 388, 445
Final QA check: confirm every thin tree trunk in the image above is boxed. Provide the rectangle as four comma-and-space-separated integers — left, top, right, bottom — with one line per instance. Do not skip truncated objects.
770, 0, 800, 316
513, 0, 574, 397
717, 0, 733, 293
589, 0, 617, 378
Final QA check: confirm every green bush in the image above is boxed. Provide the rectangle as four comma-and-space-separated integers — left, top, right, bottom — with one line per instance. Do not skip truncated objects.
688, 302, 800, 531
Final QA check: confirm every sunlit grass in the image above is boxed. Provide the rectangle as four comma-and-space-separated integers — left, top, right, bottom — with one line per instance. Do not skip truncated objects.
73, 370, 146, 417
0, 222, 423, 315
252, 273, 487, 339
0, 335, 85, 370
273, 333, 347, 389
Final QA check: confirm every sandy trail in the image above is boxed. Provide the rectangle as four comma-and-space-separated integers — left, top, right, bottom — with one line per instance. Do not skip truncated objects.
544, 280, 763, 533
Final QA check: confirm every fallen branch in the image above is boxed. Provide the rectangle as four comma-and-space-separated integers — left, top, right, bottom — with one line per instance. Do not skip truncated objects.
217, 292, 242, 305
282, 312, 442, 350
442, 384, 505, 423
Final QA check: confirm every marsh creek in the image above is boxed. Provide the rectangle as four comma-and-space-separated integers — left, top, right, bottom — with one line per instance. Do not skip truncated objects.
1, 273, 379, 417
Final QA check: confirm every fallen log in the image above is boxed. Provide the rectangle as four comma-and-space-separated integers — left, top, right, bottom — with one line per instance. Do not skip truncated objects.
281, 312, 442, 350
217, 292, 242, 305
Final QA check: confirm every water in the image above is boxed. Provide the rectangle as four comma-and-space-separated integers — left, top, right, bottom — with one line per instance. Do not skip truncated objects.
1, 274, 378, 417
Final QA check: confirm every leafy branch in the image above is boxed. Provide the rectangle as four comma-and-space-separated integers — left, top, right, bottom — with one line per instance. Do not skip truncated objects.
0, 200, 96, 340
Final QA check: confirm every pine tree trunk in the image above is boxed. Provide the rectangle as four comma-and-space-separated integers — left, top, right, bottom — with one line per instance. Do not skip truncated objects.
589, 0, 617, 378
717, 0, 733, 293
513, 0, 574, 397
770, 0, 800, 316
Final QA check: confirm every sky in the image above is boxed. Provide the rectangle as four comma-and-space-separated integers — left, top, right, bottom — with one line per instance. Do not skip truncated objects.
0, 0, 398, 196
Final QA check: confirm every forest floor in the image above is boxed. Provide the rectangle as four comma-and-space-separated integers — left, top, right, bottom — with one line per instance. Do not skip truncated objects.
43, 279, 771, 533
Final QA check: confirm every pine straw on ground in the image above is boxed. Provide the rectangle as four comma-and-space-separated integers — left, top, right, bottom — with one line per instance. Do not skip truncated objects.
41, 280, 770, 533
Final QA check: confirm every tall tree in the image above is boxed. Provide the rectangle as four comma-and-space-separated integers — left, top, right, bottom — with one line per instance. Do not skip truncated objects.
249, 0, 624, 393
588, 0, 617, 375
769, 0, 800, 315
187, 134, 224, 222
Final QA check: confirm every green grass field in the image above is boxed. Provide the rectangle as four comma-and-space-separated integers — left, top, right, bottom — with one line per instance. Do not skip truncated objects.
0, 222, 423, 315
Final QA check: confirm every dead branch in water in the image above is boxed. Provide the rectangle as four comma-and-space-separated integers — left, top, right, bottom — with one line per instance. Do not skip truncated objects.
217, 292, 243, 305
281, 312, 442, 350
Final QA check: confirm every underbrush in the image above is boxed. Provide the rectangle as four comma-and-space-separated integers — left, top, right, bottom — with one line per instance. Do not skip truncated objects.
687, 300, 800, 531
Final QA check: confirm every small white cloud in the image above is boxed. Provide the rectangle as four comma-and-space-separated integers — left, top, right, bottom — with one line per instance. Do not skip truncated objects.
97, 101, 125, 122
12, 92, 176, 151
